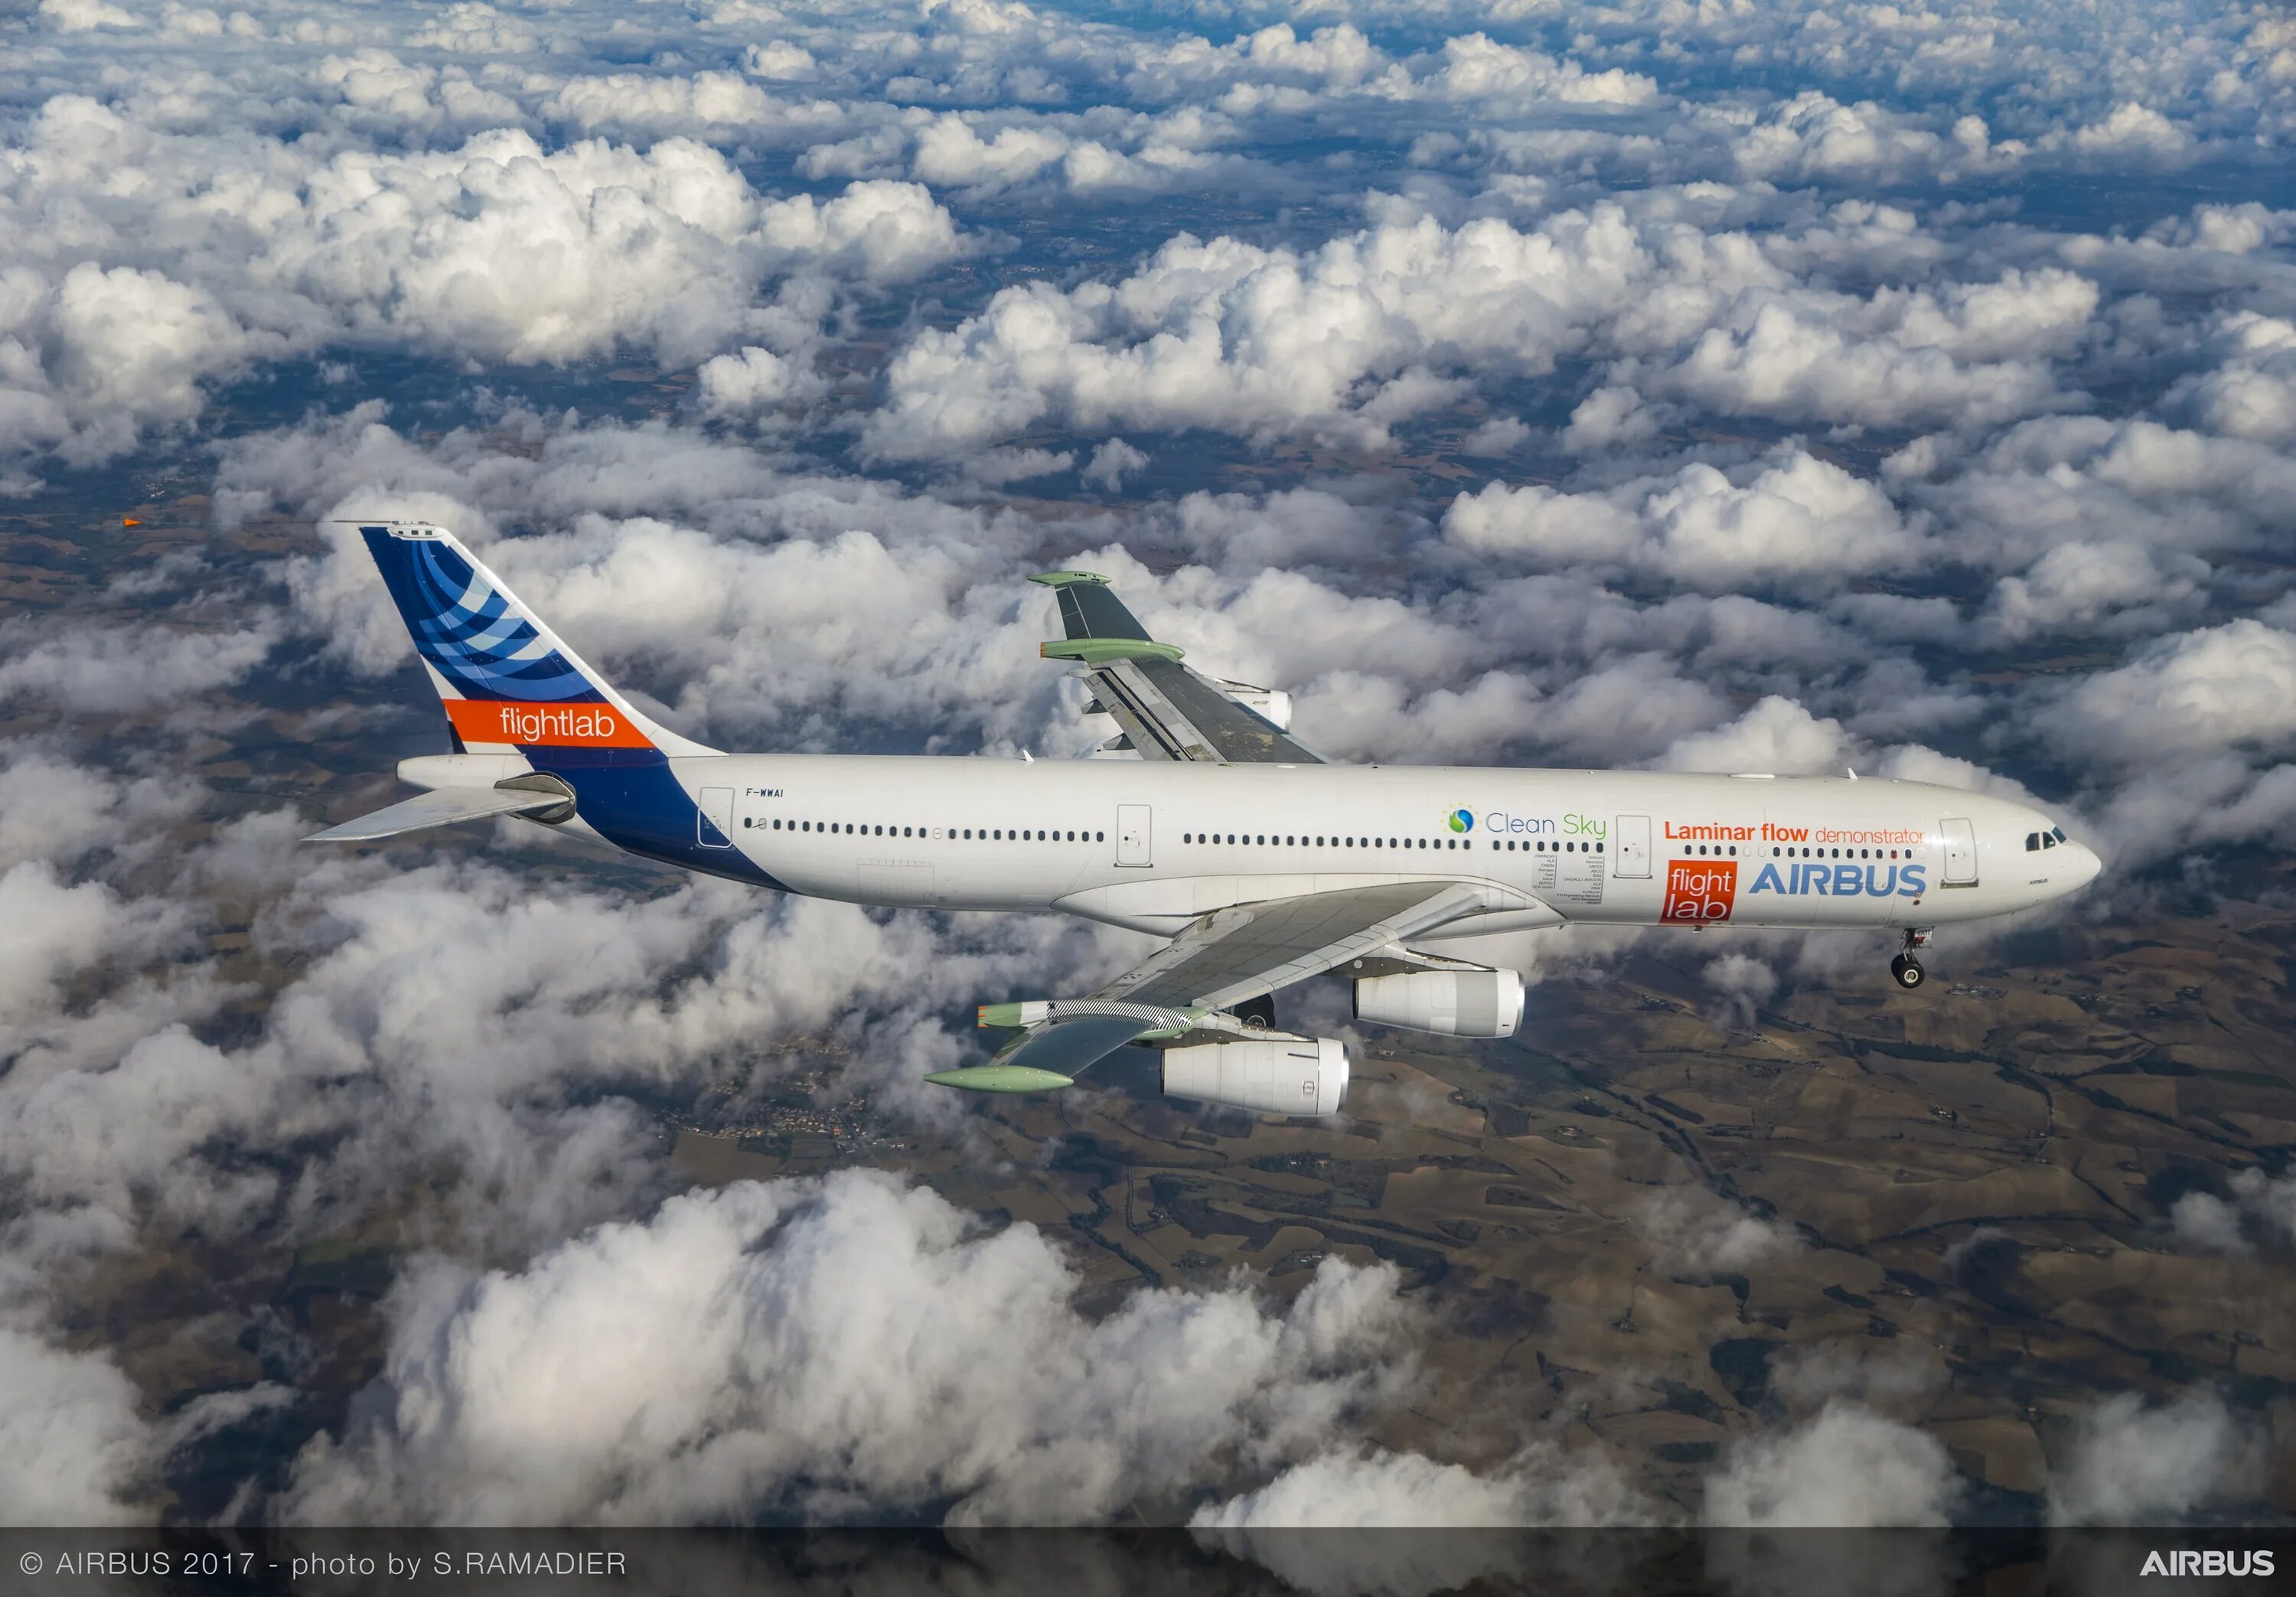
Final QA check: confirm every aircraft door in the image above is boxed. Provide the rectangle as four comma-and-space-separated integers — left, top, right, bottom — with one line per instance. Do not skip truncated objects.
1615, 814, 1652, 878
698, 785, 735, 849
1116, 803, 1152, 867
1942, 816, 1977, 883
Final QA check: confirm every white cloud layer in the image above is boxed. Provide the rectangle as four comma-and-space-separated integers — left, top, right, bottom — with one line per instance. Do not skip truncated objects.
2, 0, 2292, 1534
283, 1172, 1410, 1524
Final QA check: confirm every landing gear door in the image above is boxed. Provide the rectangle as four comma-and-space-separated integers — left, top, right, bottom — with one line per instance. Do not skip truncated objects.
1941, 816, 1977, 884
1116, 803, 1152, 867
1615, 814, 1652, 879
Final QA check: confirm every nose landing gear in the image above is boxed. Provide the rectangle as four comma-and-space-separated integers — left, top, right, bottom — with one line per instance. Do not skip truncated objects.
1891, 928, 1932, 990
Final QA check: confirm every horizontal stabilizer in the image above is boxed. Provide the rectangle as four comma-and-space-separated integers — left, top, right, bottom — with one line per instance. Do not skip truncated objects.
305, 786, 567, 843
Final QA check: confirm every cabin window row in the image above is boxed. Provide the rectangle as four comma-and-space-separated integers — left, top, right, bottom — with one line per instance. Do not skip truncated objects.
747, 820, 1104, 842
1180, 833, 1603, 854
1769, 846, 1911, 859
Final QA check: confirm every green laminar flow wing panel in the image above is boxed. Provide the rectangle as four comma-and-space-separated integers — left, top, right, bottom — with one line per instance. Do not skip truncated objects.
927, 1014, 1156, 1093
923, 1065, 1078, 1093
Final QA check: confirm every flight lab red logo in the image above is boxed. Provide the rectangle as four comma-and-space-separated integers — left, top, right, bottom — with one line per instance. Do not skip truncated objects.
443, 699, 652, 748
1663, 859, 1738, 922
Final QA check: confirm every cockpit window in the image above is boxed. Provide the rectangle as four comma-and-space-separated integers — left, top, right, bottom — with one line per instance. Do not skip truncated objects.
2051, 826, 2067, 842
2043, 833, 2057, 848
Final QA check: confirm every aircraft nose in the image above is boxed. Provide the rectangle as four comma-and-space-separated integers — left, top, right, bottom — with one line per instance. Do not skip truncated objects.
2067, 841, 2102, 888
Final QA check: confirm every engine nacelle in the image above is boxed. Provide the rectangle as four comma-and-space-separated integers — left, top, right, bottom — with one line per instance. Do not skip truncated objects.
1216, 681, 1293, 731
1160, 1036, 1348, 1117
1353, 969, 1525, 1038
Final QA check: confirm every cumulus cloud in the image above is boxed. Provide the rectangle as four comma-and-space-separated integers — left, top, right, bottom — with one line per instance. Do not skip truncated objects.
2166, 313, 2296, 443
1701, 953, 1779, 1029
862, 205, 1655, 458
1704, 1403, 1961, 1527
1653, 269, 2099, 431
2047, 1393, 2260, 1525
282, 1172, 1410, 1524
1081, 437, 1148, 491
1632, 1185, 1799, 1275
695, 345, 814, 420
2051, 621, 2296, 770
2169, 1168, 2296, 1256
0, 100, 962, 464
1446, 451, 1918, 591
0, 616, 279, 714
1192, 1442, 1652, 1530
1656, 697, 1852, 776
0, 1329, 152, 1525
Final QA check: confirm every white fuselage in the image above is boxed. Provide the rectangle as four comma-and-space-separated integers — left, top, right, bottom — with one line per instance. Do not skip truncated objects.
628, 755, 2099, 938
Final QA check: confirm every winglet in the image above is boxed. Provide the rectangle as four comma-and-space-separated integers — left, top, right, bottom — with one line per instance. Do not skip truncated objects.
1027, 570, 1108, 588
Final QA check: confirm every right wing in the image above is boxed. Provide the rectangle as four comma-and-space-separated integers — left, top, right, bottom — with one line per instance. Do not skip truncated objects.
305, 784, 572, 842
929, 880, 1526, 1092
1033, 571, 1323, 764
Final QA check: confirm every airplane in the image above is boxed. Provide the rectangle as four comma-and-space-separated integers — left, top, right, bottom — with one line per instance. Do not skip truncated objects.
311, 521, 2102, 1119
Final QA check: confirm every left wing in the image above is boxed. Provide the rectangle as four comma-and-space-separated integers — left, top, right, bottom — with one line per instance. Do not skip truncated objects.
927, 881, 1514, 1093
1032, 571, 1323, 764
1092, 879, 1492, 1011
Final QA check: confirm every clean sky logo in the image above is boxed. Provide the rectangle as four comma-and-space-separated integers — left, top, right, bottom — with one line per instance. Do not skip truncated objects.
1447, 809, 1474, 833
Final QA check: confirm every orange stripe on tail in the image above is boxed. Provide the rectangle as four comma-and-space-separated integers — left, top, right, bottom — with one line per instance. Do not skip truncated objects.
443, 699, 657, 749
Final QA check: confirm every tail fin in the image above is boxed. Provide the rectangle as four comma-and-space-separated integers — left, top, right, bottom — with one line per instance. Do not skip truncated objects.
354, 522, 716, 761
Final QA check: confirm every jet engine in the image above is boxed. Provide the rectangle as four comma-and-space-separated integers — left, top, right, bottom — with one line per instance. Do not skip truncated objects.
1161, 1036, 1348, 1117
1215, 680, 1293, 731
1353, 969, 1524, 1038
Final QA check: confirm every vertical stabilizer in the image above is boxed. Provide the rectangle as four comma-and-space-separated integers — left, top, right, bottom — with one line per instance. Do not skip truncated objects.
354, 522, 717, 759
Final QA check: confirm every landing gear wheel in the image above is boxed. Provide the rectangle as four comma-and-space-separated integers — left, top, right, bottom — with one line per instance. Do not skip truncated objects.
1228, 993, 1276, 1031
1890, 954, 1926, 990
